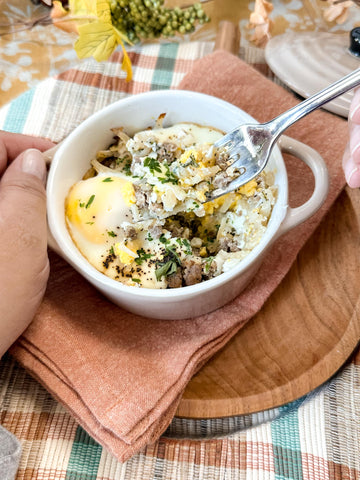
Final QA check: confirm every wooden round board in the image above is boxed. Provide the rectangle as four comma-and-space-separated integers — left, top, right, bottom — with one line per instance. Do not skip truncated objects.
177, 186, 360, 419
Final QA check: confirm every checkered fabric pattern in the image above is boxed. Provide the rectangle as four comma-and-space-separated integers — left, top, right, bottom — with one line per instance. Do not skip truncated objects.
0, 41, 359, 479
1, 351, 359, 479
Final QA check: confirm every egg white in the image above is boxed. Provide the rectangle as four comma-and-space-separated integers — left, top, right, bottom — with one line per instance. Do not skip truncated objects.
65, 174, 134, 274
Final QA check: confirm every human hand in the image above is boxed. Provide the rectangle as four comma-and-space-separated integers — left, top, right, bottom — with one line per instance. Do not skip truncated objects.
343, 87, 360, 188
0, 131, 54, 358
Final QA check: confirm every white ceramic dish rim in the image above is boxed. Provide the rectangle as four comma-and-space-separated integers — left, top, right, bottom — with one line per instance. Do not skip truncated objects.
47, 90, 328, 300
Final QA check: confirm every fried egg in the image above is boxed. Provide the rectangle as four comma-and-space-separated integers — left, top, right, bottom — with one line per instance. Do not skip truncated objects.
65, 174, 134, 273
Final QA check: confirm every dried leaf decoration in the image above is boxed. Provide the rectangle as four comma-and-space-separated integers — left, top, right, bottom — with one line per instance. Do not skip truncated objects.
119, 40, 132, 82
70, 0, 98, 17
75, 22, 118, 61
248, 0, 274, 47
323, 0, 354, 23
51, 1, 79, 34
96, 0, 112, 23
51, 0, 133, 81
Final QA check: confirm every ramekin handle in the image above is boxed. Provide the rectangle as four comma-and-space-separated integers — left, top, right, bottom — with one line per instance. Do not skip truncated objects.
276, 135, 329, 237
44, 141, 62, 166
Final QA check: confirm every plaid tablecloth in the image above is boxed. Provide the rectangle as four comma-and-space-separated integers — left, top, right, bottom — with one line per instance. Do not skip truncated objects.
0, 40, 359, 480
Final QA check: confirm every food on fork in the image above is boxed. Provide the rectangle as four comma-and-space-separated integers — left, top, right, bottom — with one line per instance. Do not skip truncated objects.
65, 115, 277, 289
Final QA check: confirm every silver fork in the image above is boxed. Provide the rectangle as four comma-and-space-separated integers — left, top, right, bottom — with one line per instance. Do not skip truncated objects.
207, 68, 360, 202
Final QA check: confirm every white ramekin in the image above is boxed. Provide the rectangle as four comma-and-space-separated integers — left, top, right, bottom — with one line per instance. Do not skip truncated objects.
47, 90, 329, 319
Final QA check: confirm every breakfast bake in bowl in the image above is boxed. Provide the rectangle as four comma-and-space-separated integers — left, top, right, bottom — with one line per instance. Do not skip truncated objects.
47, 90, 329, 319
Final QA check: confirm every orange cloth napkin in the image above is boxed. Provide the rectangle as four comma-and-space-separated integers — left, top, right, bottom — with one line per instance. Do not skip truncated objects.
11, 51, 348, 462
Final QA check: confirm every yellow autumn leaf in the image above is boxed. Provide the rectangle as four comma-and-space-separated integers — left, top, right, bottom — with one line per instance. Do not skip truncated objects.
96, 0, 112, 24
68, 0, 111, 22
75, 21, 118, 62
117, 38, 133, 82
68, 0, 98, 17
54, 0, 133, 81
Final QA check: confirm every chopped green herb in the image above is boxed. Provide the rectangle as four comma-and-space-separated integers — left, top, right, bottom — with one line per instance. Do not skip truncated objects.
107, 230, 117, 237
164, 244, 180, 263
135, 248, 153, 265
109, 246, 115, 255
158, 175, 178, 185
158, 163, 179, 185
102, 177, 113, 182
144, 157, 162, 175
159, 234, 170, 245
193, 201, 200, 208
182, 238, 192, 255
155, 260, 178, 281
175, 238, 192, 255
204, 256, 214, 273
79, 202, 85, 208
85, 221, 94, 225
116, 155, 131, 165
158, 165, 178, 185
183, 153, 198, 167
132, 278, 141, 283
155, 238, 182, 281
85, 195, 95, 209
123, 159, 132, 176
147, 232, 153, 241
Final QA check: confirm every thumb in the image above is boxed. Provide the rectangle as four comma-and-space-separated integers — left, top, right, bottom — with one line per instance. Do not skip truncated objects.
0, 148, 47, 220
0, 149, 49, 341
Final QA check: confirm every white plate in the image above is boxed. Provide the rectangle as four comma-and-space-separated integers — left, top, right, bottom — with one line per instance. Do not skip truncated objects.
265, 31, 360, 118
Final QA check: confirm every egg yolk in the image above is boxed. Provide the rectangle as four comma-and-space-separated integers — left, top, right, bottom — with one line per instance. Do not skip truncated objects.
114, 241, 138, 265
65, 175, 134, 244
179, 149, 201, 165
238, 179, 257, 197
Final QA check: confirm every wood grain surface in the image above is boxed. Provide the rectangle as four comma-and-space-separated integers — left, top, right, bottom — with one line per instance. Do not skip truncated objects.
177, 186, 360, 418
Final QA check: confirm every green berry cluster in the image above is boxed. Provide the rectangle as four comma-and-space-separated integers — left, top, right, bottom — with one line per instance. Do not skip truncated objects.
109, 0, 210, 43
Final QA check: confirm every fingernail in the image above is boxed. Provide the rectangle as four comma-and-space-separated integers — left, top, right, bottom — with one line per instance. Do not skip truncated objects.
351, 141, 360, 160
346, 166, 360, 188
350, 99, 360, 122
22, 149, 46, 183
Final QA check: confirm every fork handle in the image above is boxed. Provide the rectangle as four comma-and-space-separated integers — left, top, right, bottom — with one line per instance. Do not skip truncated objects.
268, 68, 360, 139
